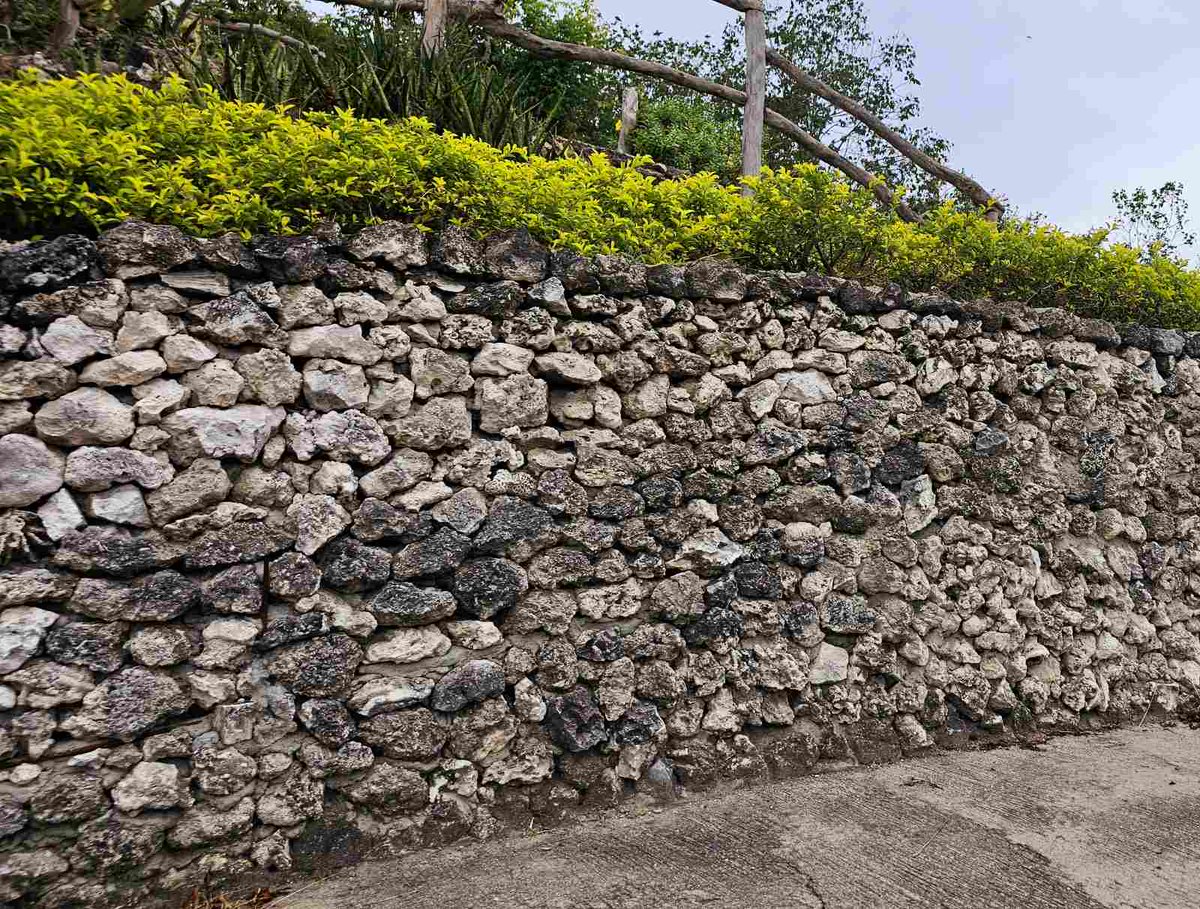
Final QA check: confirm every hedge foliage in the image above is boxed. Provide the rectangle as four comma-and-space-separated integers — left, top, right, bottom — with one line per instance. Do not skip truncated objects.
3, 74, 1200, 328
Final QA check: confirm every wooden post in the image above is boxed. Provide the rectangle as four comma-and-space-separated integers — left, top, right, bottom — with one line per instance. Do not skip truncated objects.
740, 0, 766, 194
49, 0, 81, 52
617, 86, 639, 156
421, 0, 449, 58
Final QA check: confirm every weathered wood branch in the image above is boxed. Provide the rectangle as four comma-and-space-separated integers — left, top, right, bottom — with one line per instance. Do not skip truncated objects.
740, 1, 766, 194
328, 0, 919, 221
767, 49, 1002, 220
711, 0, 1002, 219
206, 16, 326, 58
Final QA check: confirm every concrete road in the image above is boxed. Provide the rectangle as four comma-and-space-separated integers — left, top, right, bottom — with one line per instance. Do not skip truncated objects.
272, 725, 1200, 909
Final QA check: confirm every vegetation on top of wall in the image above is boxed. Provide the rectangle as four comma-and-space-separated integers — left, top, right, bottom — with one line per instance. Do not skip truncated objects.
3, 73, 1200, 329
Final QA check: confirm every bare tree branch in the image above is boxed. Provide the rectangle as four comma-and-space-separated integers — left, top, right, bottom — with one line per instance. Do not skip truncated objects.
767, 48, 1002, 219
205, 14, 326, 58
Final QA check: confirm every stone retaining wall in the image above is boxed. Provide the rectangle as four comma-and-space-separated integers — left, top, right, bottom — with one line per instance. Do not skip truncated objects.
0, 220, 1198, 906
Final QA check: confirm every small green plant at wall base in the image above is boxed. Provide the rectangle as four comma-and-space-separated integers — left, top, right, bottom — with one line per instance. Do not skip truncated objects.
4, 74, 1200, 329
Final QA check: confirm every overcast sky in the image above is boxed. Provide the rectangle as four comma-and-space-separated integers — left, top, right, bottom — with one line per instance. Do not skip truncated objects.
597, 0, 1200, 240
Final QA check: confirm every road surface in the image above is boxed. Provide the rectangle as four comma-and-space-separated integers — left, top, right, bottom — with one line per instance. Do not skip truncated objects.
272, 724, 1200, 909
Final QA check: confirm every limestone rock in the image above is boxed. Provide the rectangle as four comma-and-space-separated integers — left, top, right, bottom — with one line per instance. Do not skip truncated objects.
388, 396, 472, 452
237, 349, 302, 406
0, 360, 77, 402
84, 483, 151, 527
182, 358, 244, 406
115, 311, 175, 352
162, 405, 285, 463
288, 493, 352, 556
131, 378, 190, 423
365, 626, 452, 664
64, 446, 172, 493
303, 358, 368, 410
477, 374, 548, 432
39, 316, 113, 366
145, 458, 230, 524
0, 435, 64, 507
78, 350, 166, 387
111, 761, 185, 813
288, 325, 382, 366
35, 388, 134, 446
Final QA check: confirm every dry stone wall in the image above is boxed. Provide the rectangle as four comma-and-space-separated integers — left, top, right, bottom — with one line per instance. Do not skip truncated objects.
1, 220, 1199, 905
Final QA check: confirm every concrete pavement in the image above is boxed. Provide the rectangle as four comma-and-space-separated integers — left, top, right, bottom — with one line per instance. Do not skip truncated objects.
271, 725, 1200, 909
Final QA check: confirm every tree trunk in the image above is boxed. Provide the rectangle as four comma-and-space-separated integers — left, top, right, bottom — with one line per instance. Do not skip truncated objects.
740, 1, 766, 195
330, 0, 920, 222
421, 0, 449, 58
616, 86, 638, 155
50, 0, 81, 53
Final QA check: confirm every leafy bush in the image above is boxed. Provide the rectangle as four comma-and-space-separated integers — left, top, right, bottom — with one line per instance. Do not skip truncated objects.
633, 97, 740, 178
4, 74, 1200, 329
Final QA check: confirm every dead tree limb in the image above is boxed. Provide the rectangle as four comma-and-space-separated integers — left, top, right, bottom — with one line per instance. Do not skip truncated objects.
767, 49, 1002, 220
712, 0, 1002, 219
740, 0, 766, 194
205, 16, 326, 58
327, 0, 919, 221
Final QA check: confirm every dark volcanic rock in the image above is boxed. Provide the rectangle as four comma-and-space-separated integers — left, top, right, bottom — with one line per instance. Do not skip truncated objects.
452, 558, 528, 619
369, 581, 457, 626
474, 497, 555, 552
544, 685, 606, 752
257, 613, 329, 651
52, 526, 181, 577
0, 235, 100, 292
268, 633, 363, 697
320, 537, 392, 592
430, 660, 505, 712
70, 570, 200, 622
184, 522, 294, 569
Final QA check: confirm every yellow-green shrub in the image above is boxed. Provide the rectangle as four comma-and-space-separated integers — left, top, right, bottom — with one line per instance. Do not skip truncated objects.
3, 73, 1200, 329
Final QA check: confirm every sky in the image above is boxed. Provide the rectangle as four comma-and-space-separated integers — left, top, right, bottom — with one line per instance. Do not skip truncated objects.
304, 0, 1200, 245
596, 0, 1200, 241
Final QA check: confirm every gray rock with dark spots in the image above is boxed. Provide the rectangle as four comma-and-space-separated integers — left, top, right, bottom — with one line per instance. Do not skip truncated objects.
544, 685, 607, 752
430, 660, 505, 712
369, 581, 457, 626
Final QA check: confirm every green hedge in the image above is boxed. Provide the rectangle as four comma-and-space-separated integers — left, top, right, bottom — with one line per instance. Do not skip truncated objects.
3, 73, 1200, 329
